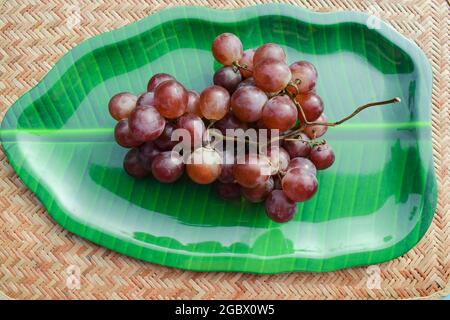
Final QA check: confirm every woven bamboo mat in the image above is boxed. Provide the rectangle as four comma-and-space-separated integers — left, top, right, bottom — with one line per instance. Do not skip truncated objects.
0, 0, 448, 300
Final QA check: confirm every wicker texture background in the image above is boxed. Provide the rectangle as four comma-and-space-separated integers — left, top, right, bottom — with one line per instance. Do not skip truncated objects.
0, 0, 448, 299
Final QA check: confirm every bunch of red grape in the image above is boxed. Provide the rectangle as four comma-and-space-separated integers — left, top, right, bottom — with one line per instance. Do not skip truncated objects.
109, 32, 336, 223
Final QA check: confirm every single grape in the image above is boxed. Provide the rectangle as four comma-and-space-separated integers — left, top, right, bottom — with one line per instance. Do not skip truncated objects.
215, 182, 241, 200
137, 91, 155, 108
213, 66, 242, 94
262, 95, 297, 131
129, 106, 165, 141
177, 113, 206, 149
186, 147, 222, 184
147, 73, 175, 92
199, 85, 230, 120
238, 49, 255, 78
303, 113, 328, 139
108, 92, 137, 120
233, 153, 271, 188
154, 122, 177, 151
151, 151, 184, 183
231, 85, 268, 123
309, 144, 335, 170
214, 112, 248, 136
287, 157, 317, 175
138, 141, 161, 171
242, 177, 274, 203
281, 168, 318, 202
154, 80, 188, 119
282, 133, 311, 158
296, 92, 324, 123
265, 190, 297, 223
254, 60, 291, 93
211, 33, 243, 66
237, 77, 255, 89
123, 148, 149, 178
253, 43, 286, 66
114, 119, 142, 148
186, 90, 202, 117
289, 61, 317, 93
266, 146, 290, 174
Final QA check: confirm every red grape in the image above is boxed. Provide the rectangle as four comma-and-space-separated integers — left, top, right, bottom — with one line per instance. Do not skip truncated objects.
123, 148, 149, 178
254, 60, 291, 93
233, 153, 271, 188
287, 157, 316, 175
214, 112, 248, 135
289, 61, 317, 93
154, 122, 177, 151
129, 106, 165, 141
215, 182, 241, 200
262, 95, 297, 131
213, 66, 242, 94
138, 141, 161, 170
237, 77, 255, 89
186, 90, 202, 117
109, 92, 137, 120
114, 119, 142, 148
186, 147, 222, 184
282, 168, 318, 202
282, 133, 311, 158
177, 113, 206, 149
309, 144, 335, 170
147, 73, 175, 92
253, 43, 286, 66
265, 190, 297, 223
154, 80, 188, 119
211, 33, 243, 66
230, 85, 268, 123
137, 91, 155, 108
296, 92, 324, 123
242, 177, 274, 203
199, 85, 230, 120
151, 151, 184, 183
238, 49, 255, 78
303, 113, 328, 139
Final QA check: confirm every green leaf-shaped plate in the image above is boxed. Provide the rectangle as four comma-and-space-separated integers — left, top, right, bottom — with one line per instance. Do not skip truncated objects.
0, 4, 436, 273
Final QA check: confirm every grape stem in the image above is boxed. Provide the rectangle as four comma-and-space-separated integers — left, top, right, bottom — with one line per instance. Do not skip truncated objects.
274, 96, 401, 142
232, 61, 252, 73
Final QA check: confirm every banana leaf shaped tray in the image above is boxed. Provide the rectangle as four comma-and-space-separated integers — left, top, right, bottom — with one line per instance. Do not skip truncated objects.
0, 4, 436, 273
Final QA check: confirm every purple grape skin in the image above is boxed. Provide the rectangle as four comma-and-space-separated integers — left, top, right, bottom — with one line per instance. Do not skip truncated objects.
309, 144, 335, 170
138, 141, 161, 171
213, 66, 242, 94
287, 157, 317, 175
129, 106, 165, 142
282, 133, 311, 158
154, 122, 177, 151
242, 177, 274, 203
123, 148, 149, 178
151, 151, 185, 183
215, 182, 241, 200
114, 119, 142, 148
265, 190, 297, 223
147, 73, 175, 92
137, 92, 155, 107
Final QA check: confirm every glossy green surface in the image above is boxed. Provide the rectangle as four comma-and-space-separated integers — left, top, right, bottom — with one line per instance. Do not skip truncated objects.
0, 5, 436, 273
